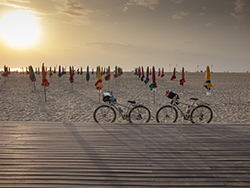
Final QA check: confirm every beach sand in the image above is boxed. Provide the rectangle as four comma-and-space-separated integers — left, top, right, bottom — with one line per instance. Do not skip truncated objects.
0, 71, 249, 124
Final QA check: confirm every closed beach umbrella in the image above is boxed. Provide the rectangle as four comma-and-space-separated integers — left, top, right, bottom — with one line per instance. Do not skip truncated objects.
41, 63, 49, 87
29, 66, 36, 82
134, 68, 137, 75
58, 65, 62, 77
41, 63, 49, 102
95, 66, 103, 90
141, 66, 145, 81
114, 66, 119, 78
69, 66, 74, 83
144, 66, 150, 84
203, 66, 212, 90
161, 68, 164, 78
80, 67, 83, 75
158, 68, 160, 77
179, 67, 185, 85
149, 66, 157, 90
86, 66, 90, 82
171, 67, 176, 80
2, 65, 8, 77
49, 67, 53, 77
105, 66, 111, 81
118, 67, 122, 76
138, 66, 141, 78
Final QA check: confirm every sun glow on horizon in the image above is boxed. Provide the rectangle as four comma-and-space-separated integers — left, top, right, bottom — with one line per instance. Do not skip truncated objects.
0, 12, 39, 47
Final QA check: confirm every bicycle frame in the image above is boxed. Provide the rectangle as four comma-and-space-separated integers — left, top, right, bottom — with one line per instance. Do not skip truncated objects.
170, 97, 196, 120
108, 101, 135, 120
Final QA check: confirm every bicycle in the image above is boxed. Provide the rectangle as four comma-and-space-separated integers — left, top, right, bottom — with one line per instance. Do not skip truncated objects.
93, 91, 151, 123
156, 89, 213, 123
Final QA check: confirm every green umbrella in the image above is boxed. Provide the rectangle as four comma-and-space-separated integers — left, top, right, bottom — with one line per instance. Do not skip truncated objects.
29, 66, 36, 82
86, 66, 90, 82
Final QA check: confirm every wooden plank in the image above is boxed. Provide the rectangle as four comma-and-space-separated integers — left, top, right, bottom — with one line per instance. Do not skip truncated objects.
1, 122, 250, 187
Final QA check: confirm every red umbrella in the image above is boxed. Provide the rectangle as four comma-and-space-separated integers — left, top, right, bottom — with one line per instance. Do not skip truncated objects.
41, 64, 49, 87
161, 68, 164, 78
69, 66, 74, 83
171, 67, 176, 80
179, 67, 185, 85
105, 66, 111, 81
149, 66, 157, 89
2, 66, 8, 77
144, 66, 150, 84
41, 63, 49, 102
141, 66, 145, 81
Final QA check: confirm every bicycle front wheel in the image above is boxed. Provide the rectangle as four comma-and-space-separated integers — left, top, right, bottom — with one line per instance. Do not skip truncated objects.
129, 106, 151, 123
156, 105, 178, 123
190, 105, 213, 123
93, 105, 116, 123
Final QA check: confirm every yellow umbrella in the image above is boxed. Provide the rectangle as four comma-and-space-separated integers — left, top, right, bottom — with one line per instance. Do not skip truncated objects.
95, 66, 103, 90
203, 66, 212, 90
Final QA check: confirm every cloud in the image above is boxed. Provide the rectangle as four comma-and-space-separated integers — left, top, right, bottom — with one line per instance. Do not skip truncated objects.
54, 0, 93, 17
0, 0, 44, 18
234, 0, 247, 13
231, 0, 249, 20
171, 0, 184, 3
87, 42, 133, 49
62, 18, 90, 25
0, 0, 30, 8
123, 0, 159, 12
205, 22, 216, 27
172, 11, 189, 19
176, 40, 192, 45
197, 12, 205, 16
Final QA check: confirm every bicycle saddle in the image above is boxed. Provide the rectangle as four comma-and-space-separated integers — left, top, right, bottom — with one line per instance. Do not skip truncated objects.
190, 98, 198, 101
128, 101, 136, 104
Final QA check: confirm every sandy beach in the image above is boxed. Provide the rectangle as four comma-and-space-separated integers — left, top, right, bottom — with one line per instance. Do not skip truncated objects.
0, 71, 250, 124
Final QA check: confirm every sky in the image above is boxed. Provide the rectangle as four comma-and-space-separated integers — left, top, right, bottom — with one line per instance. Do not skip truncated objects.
0, 0, 250, 72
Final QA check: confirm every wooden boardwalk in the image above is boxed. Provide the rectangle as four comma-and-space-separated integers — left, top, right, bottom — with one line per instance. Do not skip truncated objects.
1, 121, 250, 187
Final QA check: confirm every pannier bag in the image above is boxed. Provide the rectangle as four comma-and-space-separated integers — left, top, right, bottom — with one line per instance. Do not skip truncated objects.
166, 89, 179, 99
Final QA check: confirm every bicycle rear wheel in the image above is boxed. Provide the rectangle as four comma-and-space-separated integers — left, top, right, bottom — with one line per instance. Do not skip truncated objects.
190, 105, 213, 123
156, 105, 178, 123
129, 106, 151, 123
93, 105, 116, 123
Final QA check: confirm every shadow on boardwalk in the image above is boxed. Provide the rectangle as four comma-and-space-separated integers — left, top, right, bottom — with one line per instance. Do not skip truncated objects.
1, 121, 250, 187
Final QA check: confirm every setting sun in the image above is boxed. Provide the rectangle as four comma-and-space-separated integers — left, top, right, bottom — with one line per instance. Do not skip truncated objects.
0, 12, 39, 47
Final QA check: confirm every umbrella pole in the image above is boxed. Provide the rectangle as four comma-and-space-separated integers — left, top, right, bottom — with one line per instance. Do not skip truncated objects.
33, 82, 36, 91
71, 83, 73, 91
153, 89, 156, 105
98, 89, 101, 103
44, 86, 47, 102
